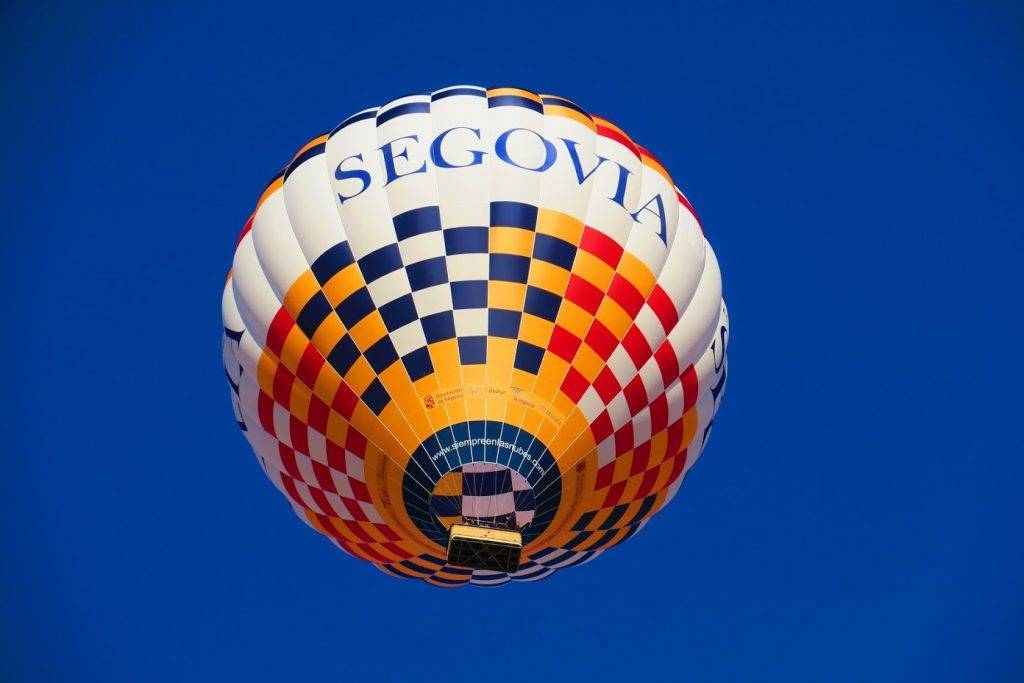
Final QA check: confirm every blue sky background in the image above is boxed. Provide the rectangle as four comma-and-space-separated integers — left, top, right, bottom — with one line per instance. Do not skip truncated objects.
2, 1, 1022, 681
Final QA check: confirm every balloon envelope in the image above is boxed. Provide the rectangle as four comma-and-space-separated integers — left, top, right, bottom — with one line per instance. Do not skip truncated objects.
222, 86, 729, 586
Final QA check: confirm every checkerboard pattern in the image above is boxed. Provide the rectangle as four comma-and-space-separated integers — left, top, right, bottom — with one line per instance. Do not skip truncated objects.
221, 85, 729, 586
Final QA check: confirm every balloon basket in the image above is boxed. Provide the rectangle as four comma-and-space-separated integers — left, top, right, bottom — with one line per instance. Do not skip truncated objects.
446, 524, 522, 573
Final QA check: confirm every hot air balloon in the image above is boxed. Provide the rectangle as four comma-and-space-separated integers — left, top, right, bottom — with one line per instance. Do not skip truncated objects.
222, 86, 729, 586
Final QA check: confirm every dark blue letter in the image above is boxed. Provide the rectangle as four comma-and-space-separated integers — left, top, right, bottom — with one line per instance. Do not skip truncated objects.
495, 128, 556, 173
560, 137, 610, 184
378, 134, 427, 185
631, 193, 668, 244
335, 153, 371, 204
430, 127, 486, 169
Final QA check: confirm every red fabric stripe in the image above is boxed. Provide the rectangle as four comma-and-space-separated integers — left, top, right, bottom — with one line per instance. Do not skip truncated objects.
307, 396, 330, 434
590, 411, 613, 444
584, 321, 617, 360
380, 542, 409, 559
345, 429, 368, 457
579, 226, 623, 268
682, 365, 699, 411
359, 544, 392, 564
565, 274, 603, 315
621, 325, 653, 368
331, 383, 358, 418
266, 308, 295, 356
341, 497, 368, 522
595, 462, 615, 489
561, 367, 588, 403
668, 448, 688, 484
676, 190, 703, 233
280, 473, 304, 508
593, 366, 621, 403
614, 422, 634, 458
345, 521, 374, 543
272, 365, 294, 406
607, 274, 645, 318
666, 417, 686, 458
296, 343, 326, 388
288, 416, 309, 456
307, 486, 338, 517
654, 342, 680, 388
649, 393, 669, 435
602, 480, 627, 507
631, 442, 651, 476
636, 467, 660, 498
349, 478, 371, 502
623, 376, 648, 416
326, 441, 347, 473
278, 444, 301, 480
258, 392, 276, 436
595, 124, 640, 160
549, 325, 582, 361
646, 285, 678, 333
235, 216, 254, 247
312, 460, 337, 494
314, 513, 343, 542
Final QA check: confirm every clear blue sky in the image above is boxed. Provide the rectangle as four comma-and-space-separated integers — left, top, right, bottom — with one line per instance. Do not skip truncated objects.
2, 1, 1022, 681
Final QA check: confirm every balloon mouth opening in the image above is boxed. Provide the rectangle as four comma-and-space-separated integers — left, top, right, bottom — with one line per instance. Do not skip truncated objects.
429, 462, 537, 533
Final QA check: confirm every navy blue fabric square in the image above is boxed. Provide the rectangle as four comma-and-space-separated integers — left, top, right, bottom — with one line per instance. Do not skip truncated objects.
490, 201, 537, 230
402, 346, 433, 382
394, 205, 442, 241
362, 378, 390, 415
406, 256, 448, 291
379, 293, 418, 331
514, 342, 544, 373
626, 495, 657, 525
513, 489, 536, 510
533, 233, 576, 270
444, 226, 488, 254
600, 503, 629, 530
358, 243, 403, 283
296, 291, 332, 337
451, 280, 487, 309
488, 309, 521, 338
365, 336, 399, 372
572, 510, 598, 531
463, 469, 512, 495
524, 285, 561, 322
336, 288, 374, 328
422, 311, 456, 343
489, 254, 530, 283
311, 241, 354, 284
458, 336, 487, 364
326, 335, 360, 375
430, 495, 462, 516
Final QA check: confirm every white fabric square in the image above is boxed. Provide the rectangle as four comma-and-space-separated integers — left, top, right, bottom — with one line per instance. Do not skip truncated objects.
366, 269, 411, 304
445, 253, 488, 281
307, 429, 328, 465
454, 308, 488, 336
388, 320, 428, 356
607, 394, 631, 430
412, 284, 452, 316
346, 451, 366, 481
398, 231, 445, 264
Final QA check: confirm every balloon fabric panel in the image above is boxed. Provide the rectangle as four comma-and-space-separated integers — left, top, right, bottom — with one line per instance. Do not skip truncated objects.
222, 85, 729, 586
